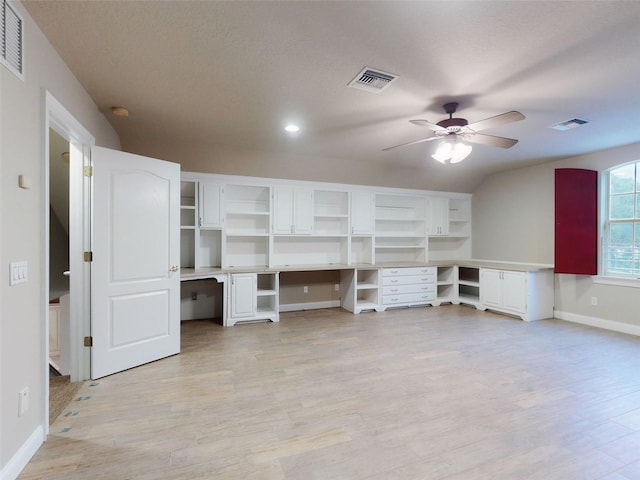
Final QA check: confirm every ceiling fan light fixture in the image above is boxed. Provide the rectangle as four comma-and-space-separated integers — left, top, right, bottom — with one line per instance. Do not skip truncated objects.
431, 141, 453, 163
450, 142, 472, 163
432, 136, 472, 164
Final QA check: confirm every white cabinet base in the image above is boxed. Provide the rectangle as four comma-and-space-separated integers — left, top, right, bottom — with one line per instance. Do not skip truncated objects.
479, 268, 554, 322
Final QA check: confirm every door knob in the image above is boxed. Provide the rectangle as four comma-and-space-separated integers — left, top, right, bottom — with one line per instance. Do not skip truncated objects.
169, 265, 180, 272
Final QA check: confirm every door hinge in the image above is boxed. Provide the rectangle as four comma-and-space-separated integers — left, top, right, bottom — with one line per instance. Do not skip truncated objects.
84, 166, 93, 177
84, 251, 93, 262
84, 336, 93, 347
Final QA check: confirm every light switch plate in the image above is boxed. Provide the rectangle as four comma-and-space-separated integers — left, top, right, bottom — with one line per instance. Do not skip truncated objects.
10, 261, 28, 285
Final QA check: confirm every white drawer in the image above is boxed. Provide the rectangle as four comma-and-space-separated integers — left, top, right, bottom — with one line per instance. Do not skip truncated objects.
382, 267, 435, 277
382, 292, 436, 305
382, 274, 436, 286
383, 284, 436, 295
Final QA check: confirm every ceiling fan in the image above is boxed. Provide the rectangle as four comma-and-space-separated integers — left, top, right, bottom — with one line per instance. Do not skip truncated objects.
383, 102, 525, 163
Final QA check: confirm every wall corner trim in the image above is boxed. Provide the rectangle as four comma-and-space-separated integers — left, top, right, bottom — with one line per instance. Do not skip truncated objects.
1, 425, 44, 480
554, 310, 640, 338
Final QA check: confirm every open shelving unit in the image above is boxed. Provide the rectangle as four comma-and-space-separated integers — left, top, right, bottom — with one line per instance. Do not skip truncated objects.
458, 266, 480, 306
374, 194, 427, 264
355, 269, 379, 312
448, 198, 472, 238
223, 185, 271, 268
350, 236, 373, 264
340, 268, 380, 313
435, 265, 456, 305
314, 190, 349, 236
256, 273, 279, 318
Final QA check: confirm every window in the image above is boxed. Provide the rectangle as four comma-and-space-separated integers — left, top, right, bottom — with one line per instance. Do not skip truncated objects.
1, 0, 24, 79
603, 161, 640, 278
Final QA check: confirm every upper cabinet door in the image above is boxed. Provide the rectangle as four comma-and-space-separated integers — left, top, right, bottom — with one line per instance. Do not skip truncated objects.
427, 196, 449, 236
199, 182, 223, 228
273, 186, 313, 234
293, 188, 314, 234
351, 191, 375, 235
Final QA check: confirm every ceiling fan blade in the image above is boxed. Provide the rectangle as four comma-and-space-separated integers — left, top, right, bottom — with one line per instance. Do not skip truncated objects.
382, 136, 439, 151
409, 119, 448, 133
466, 133, 518, 149
466, 111, 525, 132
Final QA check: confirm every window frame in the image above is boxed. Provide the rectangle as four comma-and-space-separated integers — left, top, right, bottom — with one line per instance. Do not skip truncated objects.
598, 161, 640, 285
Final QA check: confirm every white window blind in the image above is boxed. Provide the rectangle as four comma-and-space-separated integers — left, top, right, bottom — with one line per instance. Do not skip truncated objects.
1, 0, 23, 79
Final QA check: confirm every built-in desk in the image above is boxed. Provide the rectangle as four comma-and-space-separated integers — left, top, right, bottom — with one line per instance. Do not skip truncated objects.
180, 260, 555, 325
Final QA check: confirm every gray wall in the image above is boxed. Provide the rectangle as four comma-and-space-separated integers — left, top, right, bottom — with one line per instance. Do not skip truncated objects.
473, 142, 640, 330
1, 2, 119, 472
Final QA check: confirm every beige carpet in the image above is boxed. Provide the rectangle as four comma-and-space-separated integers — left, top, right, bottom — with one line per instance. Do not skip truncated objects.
49, 376, 83, 424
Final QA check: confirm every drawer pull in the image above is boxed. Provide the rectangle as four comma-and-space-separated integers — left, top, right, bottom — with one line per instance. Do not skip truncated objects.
390, 279, 398, 283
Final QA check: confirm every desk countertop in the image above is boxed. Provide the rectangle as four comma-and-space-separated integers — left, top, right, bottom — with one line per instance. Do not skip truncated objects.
180, 260, 554, 281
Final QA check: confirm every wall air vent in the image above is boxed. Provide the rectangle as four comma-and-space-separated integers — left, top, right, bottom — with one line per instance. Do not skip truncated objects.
348, 67, 398, 93
549, 118, 589, 131
1, 0, 24, 79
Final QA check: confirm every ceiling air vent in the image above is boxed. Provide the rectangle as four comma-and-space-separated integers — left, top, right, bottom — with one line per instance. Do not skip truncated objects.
348, 67, 398, 93
549, 118, 589, 131
1, 0, 24, 79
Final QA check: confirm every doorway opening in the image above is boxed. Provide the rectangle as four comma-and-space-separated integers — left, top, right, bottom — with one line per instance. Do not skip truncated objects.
44, 92, 95, 431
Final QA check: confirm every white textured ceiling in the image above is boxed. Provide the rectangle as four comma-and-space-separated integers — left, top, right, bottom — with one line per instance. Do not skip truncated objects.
24, 0, 640, 192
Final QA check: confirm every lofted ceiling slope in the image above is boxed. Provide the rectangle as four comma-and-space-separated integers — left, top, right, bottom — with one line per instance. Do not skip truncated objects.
24, 0, 640, 192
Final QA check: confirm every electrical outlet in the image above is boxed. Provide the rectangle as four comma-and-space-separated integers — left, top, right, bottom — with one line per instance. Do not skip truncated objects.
334, 283, 340, 292
18, 387, 29, 416
303, 285, 309, 294
591, 296, 598, 306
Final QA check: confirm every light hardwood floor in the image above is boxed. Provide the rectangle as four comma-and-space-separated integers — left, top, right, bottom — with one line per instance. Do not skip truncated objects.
20, 305, 640, 479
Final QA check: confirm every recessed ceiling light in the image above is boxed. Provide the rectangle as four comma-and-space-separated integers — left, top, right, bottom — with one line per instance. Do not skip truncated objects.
110, 106, 129, 117
284, 124, 300, 133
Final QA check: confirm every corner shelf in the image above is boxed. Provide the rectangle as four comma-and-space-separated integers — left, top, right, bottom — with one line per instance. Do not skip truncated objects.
457, 266, 480, 305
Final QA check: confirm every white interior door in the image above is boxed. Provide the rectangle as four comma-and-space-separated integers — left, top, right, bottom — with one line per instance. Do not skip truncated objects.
91, 146, 180, 379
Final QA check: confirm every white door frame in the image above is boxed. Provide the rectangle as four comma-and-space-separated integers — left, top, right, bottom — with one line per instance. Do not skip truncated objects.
43, 91, 95, 431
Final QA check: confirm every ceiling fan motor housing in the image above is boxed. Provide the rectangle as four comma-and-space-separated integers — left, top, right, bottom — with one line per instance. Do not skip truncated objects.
437, 117, 469, 129
438, 102, 468, 131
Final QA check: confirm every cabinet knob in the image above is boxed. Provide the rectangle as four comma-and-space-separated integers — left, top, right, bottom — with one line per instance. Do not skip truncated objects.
169, 265, 180, 272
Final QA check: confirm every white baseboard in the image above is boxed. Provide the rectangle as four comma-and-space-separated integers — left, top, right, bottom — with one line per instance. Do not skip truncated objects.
1, 425, 44, 480
279, 300, 341, 313
554, 310, 640, 337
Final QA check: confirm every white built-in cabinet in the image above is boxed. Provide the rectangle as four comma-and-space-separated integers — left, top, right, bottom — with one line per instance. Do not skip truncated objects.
480, 269, 526, 314
478, 268, 553, 321
179, 173, 557, 326
180, 173, 473, 270
379, 266, 436, 311
273, 187, 313, 234
228, 272, 279, 325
